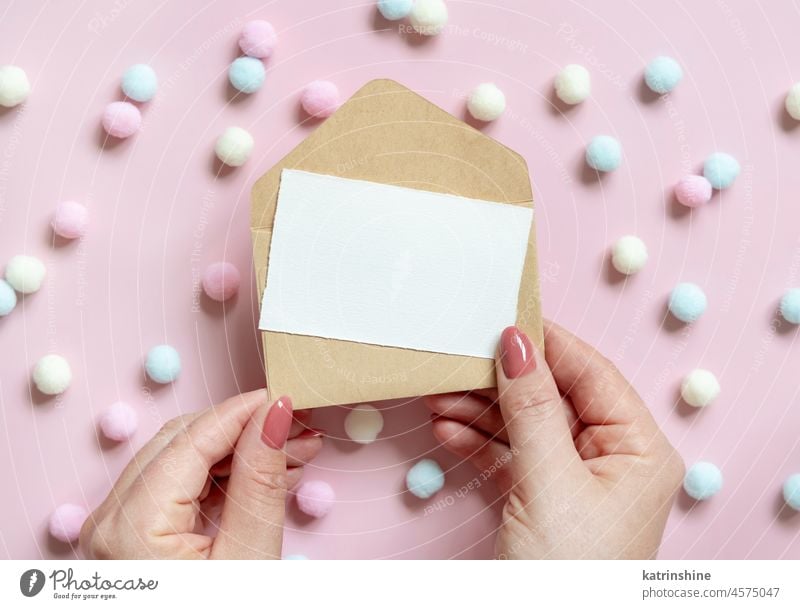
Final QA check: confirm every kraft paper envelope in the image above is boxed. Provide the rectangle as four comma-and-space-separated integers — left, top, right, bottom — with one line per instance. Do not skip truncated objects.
251, 79, 542, 409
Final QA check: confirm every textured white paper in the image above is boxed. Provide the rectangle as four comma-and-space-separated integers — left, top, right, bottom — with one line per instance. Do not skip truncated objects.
259, 170, 533, 359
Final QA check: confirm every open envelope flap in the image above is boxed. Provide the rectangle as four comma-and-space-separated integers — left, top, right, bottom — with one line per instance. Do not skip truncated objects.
251, 79, 542, 409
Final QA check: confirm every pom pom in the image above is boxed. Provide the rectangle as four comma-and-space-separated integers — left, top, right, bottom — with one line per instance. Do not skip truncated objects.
300, 80, 340, 118
145, 345, 181, 384
296, 480, 335, 518
406, 458, 444, 499
409, 0, 448, 36
0, 279, 17, 316
344, 404, 384, 444
703, 152, 740, 190
467, 83, 506, 122
239, 20, 277, 59
783, 474, 800, 511
121, 64, 157, 102
49, 503, 88, 543
644, 56, 683, 94
5, 254, 46, 294
228, 57, 265, 94
780, 288, 800, 324
99, 401, 138, 441
214, 127, 254, 167
202, 262, 241, 301
378, 0, 413, 20
668, 282, 707, 323
611, 235, 648, 275
101, 101, 141, 139
554, 64, 590, 105
585, 135, 622, 172
786, 83, 800, 121
683, 461, 723, 501
283, 554, 309, 560
681, 369, 720, 408
0, 65, 30, 107
33, 354, 72, 395
674, 175, 712, 208
51, 200, 88, 240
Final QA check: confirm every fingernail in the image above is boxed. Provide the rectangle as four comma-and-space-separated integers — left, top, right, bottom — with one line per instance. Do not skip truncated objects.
261, 396, 293, 449
296, 427, 326, 439
500, 326, 536, 379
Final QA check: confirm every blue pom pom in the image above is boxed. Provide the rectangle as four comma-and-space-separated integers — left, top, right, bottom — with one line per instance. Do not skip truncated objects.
684, 461, 723, 501
378, 0, 413, 20
283, 554, 309, 560
780, 289, 800, 324
644, 56, 683, 94
228, 57, 265, 94
145, 345, 181, 384
406, 458, 444, 499
783, 474, 800, 511
669, 282, 707, 323
585, 135, 622, 172
121, 64, 157, 102
703, 152, 740, 189
0, 279, 17, 316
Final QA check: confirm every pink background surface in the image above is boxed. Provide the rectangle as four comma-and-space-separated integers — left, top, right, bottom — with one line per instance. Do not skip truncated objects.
1, 0, 799, 559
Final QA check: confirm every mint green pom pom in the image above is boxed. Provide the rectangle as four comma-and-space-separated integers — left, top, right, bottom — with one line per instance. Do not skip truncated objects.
406, 458, 444, 499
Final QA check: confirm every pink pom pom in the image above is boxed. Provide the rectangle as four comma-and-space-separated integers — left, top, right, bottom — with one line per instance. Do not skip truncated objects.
99, 401, 138, 441
300, 80, 340, 119
101, 101, 141, 139
675, 175, 712, 208
49, 503, 88, 543
295, 480, 335, 518
239, 20, 277, 59
51, 200, 88, 240
202, 262, 241, 302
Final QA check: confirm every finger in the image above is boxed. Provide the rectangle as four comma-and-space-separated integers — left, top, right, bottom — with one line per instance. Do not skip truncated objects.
211, 396, 293, 559
286, 466, 305, 489
424, 393, 509, 442
284, 434, 324, 467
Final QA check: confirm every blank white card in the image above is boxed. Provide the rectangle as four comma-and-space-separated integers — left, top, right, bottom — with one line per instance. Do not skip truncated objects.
259, 170, 533, 359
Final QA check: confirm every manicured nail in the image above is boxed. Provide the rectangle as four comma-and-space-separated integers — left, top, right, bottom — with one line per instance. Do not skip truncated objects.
296, 427, 326, 439
500, 326, 536, 379
261, 396, 293, 449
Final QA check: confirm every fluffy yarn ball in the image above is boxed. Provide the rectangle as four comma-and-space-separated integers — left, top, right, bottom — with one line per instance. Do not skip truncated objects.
0, 279, 17, 316
668, 282, 707, 323
554, 64, 590, 105
467, 83, 506, 122
675, 175, 713, 208
378, 0, 413, 20
344, 404, 384, 444
145, 344, 181, 384
121, 64, 157, 102
681, 369, 720, 408
786, 83, 800, 121
49, 503, 88, 543
703, 152, 740, 190
239, 20, 277, 59
586, 135, 622, 172
783, 474, 800, 511
644, 56, 683, 94
5, 254, 46, 294
101, 101, 141, 139
33, 354, 72, 395
51, 200, 89, 240
300, 80, 340, 118
406, 458, 445, 499
780, 288, 800, 324
684, 462, 723, 501
409, 0, 448, 36
100, 401, 138, 441
0, 65, 30, 107
611, 235, 648, 275
214, 126, 254, 167
228, 57, 266, 94
296, 480, 335, 518
202, 262, 241, 301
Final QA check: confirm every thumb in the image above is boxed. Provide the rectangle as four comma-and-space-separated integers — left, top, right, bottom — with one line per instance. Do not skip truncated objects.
496, 326, 581, 490
211, 396, 293, 559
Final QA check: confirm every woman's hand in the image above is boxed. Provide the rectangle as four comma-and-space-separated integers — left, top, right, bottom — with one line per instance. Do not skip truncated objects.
425, 321, 684, 559
81, 389, 323, 559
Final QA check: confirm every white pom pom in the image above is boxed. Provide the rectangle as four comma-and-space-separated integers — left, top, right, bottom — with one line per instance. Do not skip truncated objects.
786, 83, 800, 121
467, 83, 506, 122
554, 64, 590, 105
33, 354, 72, 395
409, 0, 448, 36
5, 254, 46, 294
344, 404, 384, 444
0, 65, 30, 107
611, 235, 648, 275
215, 127, 254, 167
681, 369, 720, 408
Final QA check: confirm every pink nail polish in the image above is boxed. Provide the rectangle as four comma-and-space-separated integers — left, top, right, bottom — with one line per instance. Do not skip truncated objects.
500, 326, 536, 379
261, 396, 293, 449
